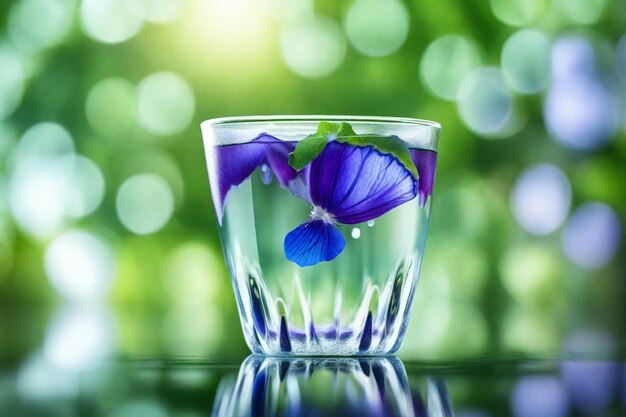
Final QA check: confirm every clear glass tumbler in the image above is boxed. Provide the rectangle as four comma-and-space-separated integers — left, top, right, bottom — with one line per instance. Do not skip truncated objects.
201, 116, 440, 355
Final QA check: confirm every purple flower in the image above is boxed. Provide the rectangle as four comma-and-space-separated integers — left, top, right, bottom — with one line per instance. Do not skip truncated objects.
410, 149, 438, 205
211, 134, 299, 223
211, 133, 438, 268
284, 141, 418, 267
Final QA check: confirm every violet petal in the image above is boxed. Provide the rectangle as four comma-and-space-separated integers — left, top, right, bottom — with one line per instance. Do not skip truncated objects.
265, 142, 298, 187
212, 134, 280, 222
286, 167, 312, 204
409, 149, 438, 205
266, 142, 313, 203
309, 141, 417, 224
284, 219, 346, 267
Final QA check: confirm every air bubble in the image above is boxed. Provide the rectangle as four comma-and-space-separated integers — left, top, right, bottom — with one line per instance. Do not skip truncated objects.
351, 227, 361, 239
260, 163, 272, 185
367, 220, 375, 227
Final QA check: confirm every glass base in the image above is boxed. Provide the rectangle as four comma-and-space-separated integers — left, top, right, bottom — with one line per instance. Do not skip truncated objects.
236, 259, 419, 356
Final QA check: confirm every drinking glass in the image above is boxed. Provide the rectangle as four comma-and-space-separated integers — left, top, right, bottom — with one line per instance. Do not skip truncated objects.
201, 116, 440, 355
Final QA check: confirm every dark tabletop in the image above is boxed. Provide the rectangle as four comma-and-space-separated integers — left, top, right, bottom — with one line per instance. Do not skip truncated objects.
2, 355, 625, 417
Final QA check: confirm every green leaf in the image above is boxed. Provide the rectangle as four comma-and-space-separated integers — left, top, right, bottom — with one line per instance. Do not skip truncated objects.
316, 121, 356, 138
288, 122, 418, 179
337, 134, 419, 179
288, 122, 356, 171
288, 135, 328, 171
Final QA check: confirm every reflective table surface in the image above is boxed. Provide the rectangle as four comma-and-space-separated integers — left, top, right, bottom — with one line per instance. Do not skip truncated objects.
2, 356, 625, 416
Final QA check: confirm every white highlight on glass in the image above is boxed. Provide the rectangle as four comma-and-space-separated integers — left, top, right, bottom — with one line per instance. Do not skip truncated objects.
260, 163, 272, 185
43, 307, 115, 370
130, 0, 184, 24
86, 78, 136, 137
0, 43, 26, 120
351, 227, 361, 239
457, 67, 515, 137
511, 377, 569, 417
510, 164, 571, 235
562, 203, 621, 270
344, 0, 409, 57
116, 173, 175, 234
420, 35, 482, 101
501, 30, 551, 94
44, 230, 116, 301
280, 15, 346, 78
80, 0, 143, 44
136, 72, 195, 136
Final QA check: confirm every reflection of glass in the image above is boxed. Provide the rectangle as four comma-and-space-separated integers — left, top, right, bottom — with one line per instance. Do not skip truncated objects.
212, 356, 452, 417
201, 116, 440, 355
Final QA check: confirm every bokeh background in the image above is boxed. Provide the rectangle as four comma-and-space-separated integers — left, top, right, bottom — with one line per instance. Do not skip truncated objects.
0, 0, 624, 373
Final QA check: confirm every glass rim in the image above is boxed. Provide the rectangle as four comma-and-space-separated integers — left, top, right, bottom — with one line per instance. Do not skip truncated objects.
201, 115, 442, 130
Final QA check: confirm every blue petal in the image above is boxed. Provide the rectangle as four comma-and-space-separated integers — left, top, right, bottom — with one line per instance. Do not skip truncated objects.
284, 219, 346, 267
309, 141, 417, 224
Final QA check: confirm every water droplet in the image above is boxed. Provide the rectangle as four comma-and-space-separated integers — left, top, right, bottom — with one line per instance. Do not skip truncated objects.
367, 220, 375, 227
351, 227, 361, 239
260, 163, 272, 185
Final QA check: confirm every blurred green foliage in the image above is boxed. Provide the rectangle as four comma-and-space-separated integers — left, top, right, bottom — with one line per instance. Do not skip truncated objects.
0, 0, 624, 368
